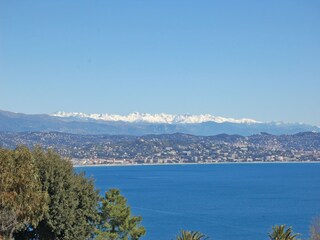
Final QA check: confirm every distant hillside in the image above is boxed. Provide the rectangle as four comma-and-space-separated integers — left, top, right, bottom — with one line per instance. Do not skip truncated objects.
0, 131, 319, 164
0, 110, 319, 136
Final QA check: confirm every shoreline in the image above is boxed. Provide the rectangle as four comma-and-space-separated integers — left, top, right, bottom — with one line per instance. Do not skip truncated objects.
74, 161, 320, 168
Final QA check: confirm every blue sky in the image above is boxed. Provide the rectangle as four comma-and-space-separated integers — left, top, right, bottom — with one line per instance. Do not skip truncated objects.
0, 1, 319, 125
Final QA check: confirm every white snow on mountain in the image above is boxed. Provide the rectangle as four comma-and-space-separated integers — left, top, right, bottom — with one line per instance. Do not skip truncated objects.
51, 112, 261, 124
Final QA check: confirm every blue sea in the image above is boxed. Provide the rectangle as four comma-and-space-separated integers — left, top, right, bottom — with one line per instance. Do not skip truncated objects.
76, 163, 320, 240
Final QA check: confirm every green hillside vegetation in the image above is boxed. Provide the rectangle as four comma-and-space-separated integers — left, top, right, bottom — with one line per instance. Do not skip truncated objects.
0, 147, 145, 240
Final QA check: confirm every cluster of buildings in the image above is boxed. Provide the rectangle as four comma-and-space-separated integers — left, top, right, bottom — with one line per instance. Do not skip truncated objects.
71, 136, 320, 165
2, 131, 319, 166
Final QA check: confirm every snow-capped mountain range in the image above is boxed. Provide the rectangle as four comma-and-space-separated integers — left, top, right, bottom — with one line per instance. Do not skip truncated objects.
1, 109, 319, 136
51, 112, 261, 124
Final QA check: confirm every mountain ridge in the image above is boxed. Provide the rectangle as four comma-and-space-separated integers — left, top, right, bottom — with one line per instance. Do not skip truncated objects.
51, 111, 261, 124
0, 109, 319, 136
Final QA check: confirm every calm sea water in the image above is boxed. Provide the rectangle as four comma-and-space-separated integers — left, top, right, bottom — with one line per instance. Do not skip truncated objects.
76, 163, 320, 240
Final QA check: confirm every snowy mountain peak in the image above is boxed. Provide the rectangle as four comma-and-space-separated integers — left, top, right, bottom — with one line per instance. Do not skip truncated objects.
51, 112, 261, 124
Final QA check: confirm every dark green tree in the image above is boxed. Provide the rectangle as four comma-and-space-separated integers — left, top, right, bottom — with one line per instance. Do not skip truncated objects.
30, 148, 100, 240
175, 230, 208, 240
268, 225, 300, 240
96, 189, 146, 240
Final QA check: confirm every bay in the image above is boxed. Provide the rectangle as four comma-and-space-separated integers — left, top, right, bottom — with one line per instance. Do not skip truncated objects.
76, 163, 320, 240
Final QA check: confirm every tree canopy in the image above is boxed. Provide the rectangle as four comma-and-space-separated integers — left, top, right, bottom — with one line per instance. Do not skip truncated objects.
268, 225, 300, 240
175, 230, 208, 240
29, 148, 100, 240
0, 147, 101, 240
0, 147, 146, 240
96, 189, 146, 240
0, 147, 48, 239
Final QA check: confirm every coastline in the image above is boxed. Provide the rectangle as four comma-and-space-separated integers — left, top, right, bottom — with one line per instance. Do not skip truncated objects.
73, 161, 320, 168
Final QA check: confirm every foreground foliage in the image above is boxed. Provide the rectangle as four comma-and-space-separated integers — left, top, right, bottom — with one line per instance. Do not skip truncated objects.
268, 225, 300, 240
0, 147, 48, 239
175, 230, 208, 240
0, 147, 145, 240
28, 148, 100, 240
310, 217, 320, 240
96, 189, 146, 240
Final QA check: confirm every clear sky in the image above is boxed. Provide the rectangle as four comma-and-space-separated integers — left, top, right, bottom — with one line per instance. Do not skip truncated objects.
0, 1, 319, 125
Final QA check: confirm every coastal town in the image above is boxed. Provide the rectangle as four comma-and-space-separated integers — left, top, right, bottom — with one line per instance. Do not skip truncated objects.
1, 131, 320, 165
